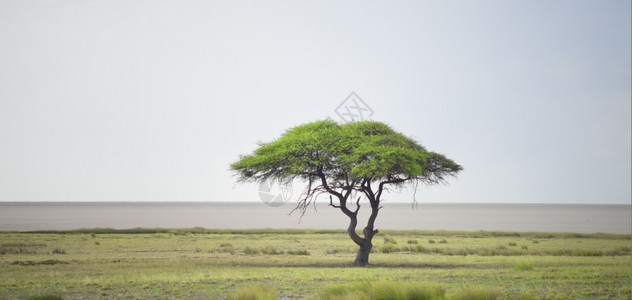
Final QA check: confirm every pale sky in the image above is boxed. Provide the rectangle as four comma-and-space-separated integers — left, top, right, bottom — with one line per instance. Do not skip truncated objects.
0, 0, 630, 204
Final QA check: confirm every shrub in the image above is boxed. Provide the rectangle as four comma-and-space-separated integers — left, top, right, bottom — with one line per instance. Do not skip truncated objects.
438, 239, 448, 244
428, 239, 436, 244
508, 242, 517, 247
407, 239, 418, 244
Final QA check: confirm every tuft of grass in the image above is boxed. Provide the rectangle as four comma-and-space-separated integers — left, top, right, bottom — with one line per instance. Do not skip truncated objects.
438, 239, 448, 244
321, 281, 445, 300
326, 248, 349, 255
243, 247, 259, 255
403, 245, 425, 253
407, 239, 418, 244
383, 237, 397, 244
260, 247, 283, 255
52, 248, 66, 254
287, 249, 310, 256
228, 285, 277, 300
27, 295, 63, 300
508, 242, 517, 247
578, 249, 603, 257
514, 261, 533, 271
453, 287, 500, 300
369, 281, 445, 299
380, 244, 398, 254
12, 260, 68, 266
0, 242, 47, 255
519, 291, 539, 300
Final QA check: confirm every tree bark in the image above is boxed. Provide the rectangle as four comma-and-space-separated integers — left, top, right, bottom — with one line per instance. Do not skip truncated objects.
323, 176, 381, 267
350, 202, 379, 267
353, 241, 372, 266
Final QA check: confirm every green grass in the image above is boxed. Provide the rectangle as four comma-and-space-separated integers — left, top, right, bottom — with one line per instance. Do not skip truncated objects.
513, 260, 534, 271
229, 285, 277, 300
0, 229, 630, 299
322, 281, 446, 299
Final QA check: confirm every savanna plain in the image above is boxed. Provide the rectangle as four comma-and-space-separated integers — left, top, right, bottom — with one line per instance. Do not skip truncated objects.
0, 228, 630, 300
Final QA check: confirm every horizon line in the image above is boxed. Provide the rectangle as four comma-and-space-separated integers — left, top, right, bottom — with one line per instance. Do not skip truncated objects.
0, 201, 629, 205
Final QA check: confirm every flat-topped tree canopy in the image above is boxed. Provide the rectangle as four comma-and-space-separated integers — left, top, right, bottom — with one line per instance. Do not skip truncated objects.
231, 120, 462, 188
231, 120, 461, 188
231, 120, 462, 266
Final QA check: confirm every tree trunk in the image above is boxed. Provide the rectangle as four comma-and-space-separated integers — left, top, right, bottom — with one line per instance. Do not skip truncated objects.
329, 188, 380, 267
353, 240, 372, 266
349, 204, 379, 267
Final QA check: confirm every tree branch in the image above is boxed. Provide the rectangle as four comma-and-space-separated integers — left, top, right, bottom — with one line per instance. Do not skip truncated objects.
354, 196, 361, 214
329, 195, 341, 209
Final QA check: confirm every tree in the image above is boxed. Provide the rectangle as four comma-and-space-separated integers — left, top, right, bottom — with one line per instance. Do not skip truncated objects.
230, 120, 462, 266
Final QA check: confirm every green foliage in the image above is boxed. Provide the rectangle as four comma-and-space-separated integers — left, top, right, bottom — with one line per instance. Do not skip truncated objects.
231, 120, 461, 187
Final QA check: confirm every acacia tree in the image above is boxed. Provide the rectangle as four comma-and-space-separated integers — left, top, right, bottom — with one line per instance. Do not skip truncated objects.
231, 120, 462, 266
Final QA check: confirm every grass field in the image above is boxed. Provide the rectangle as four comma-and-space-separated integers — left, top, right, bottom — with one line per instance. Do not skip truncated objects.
0, 228, 630, 299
